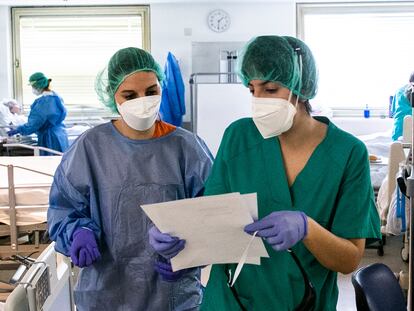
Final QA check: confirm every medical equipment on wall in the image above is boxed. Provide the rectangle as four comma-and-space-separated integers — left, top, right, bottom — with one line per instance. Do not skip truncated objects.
4, 242, 75, 311
189, 73, 250, 155
219, 50, 238, 83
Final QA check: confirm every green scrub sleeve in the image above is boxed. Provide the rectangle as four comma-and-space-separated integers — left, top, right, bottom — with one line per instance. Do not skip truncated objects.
330, 141, 381, 239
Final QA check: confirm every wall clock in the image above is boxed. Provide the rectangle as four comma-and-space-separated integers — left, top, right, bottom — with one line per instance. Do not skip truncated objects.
207, 9, 231, 33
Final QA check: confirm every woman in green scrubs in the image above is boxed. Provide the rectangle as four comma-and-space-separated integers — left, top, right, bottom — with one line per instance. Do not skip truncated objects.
198, 36, 381, 310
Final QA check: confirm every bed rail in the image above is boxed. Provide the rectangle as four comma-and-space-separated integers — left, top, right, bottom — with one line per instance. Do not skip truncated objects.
2, 143, 63, 156
0, 162, 56, 256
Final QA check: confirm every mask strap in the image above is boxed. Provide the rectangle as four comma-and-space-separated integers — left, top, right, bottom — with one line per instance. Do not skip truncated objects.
229, 231, 259, 287
294, 48, 303, 107
288, 90, 293, 104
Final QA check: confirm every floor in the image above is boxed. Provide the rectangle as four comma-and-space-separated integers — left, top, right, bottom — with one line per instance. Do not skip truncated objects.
337, 235, 408, 310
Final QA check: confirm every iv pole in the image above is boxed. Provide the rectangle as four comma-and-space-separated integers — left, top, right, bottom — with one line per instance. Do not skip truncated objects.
406, 83, 414, 310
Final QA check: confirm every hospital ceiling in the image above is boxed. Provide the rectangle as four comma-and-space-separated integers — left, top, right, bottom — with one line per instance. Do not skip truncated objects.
0, 0, 294, 5
0, 0, 408, 6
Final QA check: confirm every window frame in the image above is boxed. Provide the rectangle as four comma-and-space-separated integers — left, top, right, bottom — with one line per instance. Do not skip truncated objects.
296, 1, 414, 117
11, 5, 150, 118
297, 1, 414, 36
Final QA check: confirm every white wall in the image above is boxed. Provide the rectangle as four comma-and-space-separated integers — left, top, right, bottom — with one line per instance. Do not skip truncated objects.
150, 1, 295, 79
0, 1, 295, 118
0, 6, 12, 98
150, 2, 295, 120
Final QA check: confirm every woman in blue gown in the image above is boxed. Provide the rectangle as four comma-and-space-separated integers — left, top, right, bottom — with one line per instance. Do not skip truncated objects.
7, 72, 69, 155
47, 47, 213, 311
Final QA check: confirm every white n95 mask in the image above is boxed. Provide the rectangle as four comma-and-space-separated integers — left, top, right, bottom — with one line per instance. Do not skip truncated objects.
252, 96, 297, 139
32, 88, 42, 96
117, 95, 161, 131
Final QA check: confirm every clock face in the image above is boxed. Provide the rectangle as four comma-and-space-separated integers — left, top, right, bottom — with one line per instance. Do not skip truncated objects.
207, 9, 231, 33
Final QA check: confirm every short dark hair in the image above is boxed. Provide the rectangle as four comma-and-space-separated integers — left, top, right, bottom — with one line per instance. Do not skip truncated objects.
303, 100, 312, 115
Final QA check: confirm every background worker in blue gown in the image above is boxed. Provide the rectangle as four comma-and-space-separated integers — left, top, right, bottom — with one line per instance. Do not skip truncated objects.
149, 36, 381, 311
7, 72, 69, 155
391, 71, 414, 141
47, 47, 213, 311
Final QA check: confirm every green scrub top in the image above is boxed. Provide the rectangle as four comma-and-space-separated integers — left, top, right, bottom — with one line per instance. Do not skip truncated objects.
201, 117, 381, 311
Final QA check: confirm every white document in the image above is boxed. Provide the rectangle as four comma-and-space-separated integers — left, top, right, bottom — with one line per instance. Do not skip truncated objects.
141, 193, 269, 271
242, 192, 259, 220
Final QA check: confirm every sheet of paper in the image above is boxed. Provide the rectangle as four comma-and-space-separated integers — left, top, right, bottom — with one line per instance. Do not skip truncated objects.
242, 192, 258, 220
141, 193, 268, 271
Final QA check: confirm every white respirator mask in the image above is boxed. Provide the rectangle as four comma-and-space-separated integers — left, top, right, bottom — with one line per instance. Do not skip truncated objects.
32, 88, 42, 96
116, 95, 161, 131
252, 92, 297, 139
252, 49, 305, 139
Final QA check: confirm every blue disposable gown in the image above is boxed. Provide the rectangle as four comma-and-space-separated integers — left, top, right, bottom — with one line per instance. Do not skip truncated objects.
160, 52, 186, 126
391, 86, 412, 141
48, 122, 213, 311
17, 91, 68, 155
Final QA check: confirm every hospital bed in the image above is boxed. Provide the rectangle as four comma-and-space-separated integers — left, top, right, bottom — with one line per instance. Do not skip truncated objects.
4, 242, 74, 311
352, 122, 394, 256
0, 137, 38, 157
1, 144, 63, 157
1, 123, 92, 156
357, 129, 393, 191
374, 116, 412, 293
376, 142, 408, 234
0, 156, 61, 258
376, 116, 411, 234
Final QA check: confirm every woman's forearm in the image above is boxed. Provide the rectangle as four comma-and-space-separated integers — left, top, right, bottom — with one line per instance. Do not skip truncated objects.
303, 218, 365, 274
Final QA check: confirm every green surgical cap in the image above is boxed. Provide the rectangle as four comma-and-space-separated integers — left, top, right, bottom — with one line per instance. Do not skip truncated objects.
237, 35, 318, 100
29, 72, 49, 90
95, 47, 165, 113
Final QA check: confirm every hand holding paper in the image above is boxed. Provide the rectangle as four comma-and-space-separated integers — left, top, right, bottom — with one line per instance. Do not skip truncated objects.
244, 211, 308, 251
149, 226, 185, 259
142, 193, 269, 272
154, 256, 189, 282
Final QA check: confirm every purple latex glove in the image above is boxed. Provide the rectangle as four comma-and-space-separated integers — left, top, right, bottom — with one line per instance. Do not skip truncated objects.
244, 211, 308, 251
154, 257, 188, 282
70, 228, 101, 268
7, 129, 20, 137
149, 225, 185, 259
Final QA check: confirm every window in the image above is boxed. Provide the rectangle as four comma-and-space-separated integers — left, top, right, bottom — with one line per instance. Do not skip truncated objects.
297, 2, 414, 116
12, 6, 149, 118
